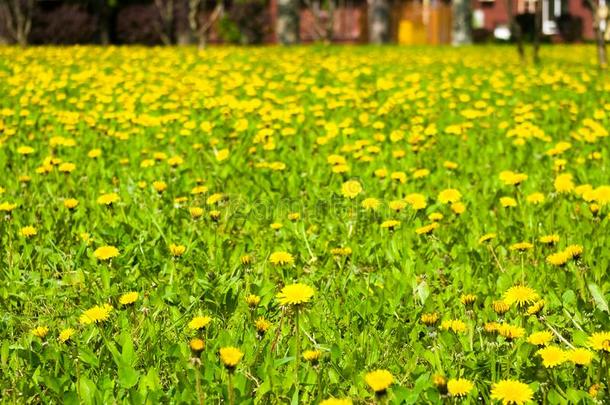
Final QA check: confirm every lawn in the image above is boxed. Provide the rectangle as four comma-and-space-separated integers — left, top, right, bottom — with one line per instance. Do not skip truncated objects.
0, 45, 609, 404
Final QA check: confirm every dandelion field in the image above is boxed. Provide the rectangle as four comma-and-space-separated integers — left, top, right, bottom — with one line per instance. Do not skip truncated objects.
1, 45, 610, 404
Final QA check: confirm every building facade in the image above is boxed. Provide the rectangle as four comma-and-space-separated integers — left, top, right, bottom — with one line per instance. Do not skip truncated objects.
266, 0, 595, 44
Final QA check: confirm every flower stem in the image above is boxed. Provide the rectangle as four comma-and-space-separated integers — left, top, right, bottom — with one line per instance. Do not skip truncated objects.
74, 346, 81, 402
228, 371, 235, 405
520, 254, 525, 285
295, 306, 301, 397
170, 259, 176, 285
194, 364, 204, 405
316, 368, 322, 403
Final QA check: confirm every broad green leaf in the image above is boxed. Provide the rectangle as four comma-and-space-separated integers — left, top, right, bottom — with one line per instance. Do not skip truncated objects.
588, 283, 609, 313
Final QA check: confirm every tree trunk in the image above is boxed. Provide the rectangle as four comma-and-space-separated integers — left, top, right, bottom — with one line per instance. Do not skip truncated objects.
277, 0, 300, 44
451, 0, 472, 45
368, 0, 389, 43
326, 0, 335, 42
197, 2, 222, 48
3, 0, 33, 45
506, 0, 524, 61
596, 2, 608, 67
533, 0, 542, 63
303, 0, 335, 42
155, 0, 176, 45
98, 0, 110, 45
595, 27, 608, 67
186, 0, 201, 45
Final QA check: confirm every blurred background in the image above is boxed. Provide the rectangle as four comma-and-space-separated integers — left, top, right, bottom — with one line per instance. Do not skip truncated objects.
0, 0, 604, 47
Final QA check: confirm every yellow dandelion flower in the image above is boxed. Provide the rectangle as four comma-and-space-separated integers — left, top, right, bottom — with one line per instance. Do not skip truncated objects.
64, 198, 79, 209
564, 244, 583, 258
88, 149, 102, 158
416, 222, 439, 235
58, 328, 76, 343
503, 285, 539, 307
374, 168, 388, 179
276, 283, 315, 306
527, 331, 553, 346
390, 171, 407, 183
303, 349, 322, 364
447, 378, 474, 397
526, 192, 545, 204
567, 348, 594, 366
539, 234, 559, 244
421, 312, 439, 326
380, 220, 400, 230
219, 346, 243, 369
588, 331, 610, 352
254, 317, 271, 334
0, 202, 17, 212
93, 245, 119, 260
526, 299, 545, 315
152, 181, 167, 193
169, 243, 186, 257
167, 156, 184, 167
492, 300, 510, 315
191, 185, 209, 195
500, 197, 517, 208
365, 369, 394, 393
330, 247, 352, 256
497, 324, 526, 341
189, 207, 204, 218
58, 162, 75, 173
241, 254, 253, 265
206, 193, 223, 205
20, 226, 37, 237
433, 374, 447, 389
32, 326, 49, 338
537, 346, 567, 368
444, 161, 458, 170
428, 212, 443, 221
119, 292, 139, 306
479, 233, 497, 244
413, 168, 430, 179
460, 294, 477, 306
215, 148, 230, 162
484, 322, 500, 333
17, 146, 35, 155
188, 316, 212, 330
361, 198, 381, 211
341, 180, 362, 199
269, 251, 294, 266
245, 294, 261, 308
438, 188, 462, 204
97, 193, 120, 205
554, 173, 574, 193
440, 319, 468, 333
389, 200, 407, 212
509, 242, 533, 251
451, 202, 466, 214
589, 383, 602, 398
546, 251, 570, 266
490, 380, 534, 405
499, 171, 528, 186
405, 193, 427, 210
190, 338, 205, 353
79, 304, 113, 325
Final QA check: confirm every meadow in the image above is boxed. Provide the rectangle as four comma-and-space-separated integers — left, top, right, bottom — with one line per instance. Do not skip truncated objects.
0, 45, 609, 404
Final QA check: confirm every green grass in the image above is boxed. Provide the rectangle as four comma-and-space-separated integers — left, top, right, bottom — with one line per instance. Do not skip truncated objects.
0, 45, 609, 404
